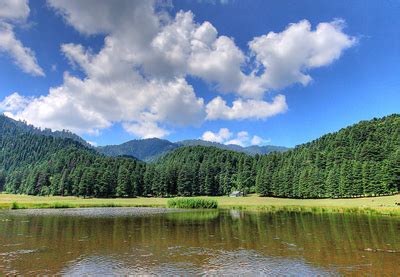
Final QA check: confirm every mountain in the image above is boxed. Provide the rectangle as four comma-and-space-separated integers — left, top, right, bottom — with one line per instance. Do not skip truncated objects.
153, 114, 400, 198
98, 138, 289, 161
97, 138, 179, 162
177, 139, 289, 155
1, 113, 399, 198
255, 114, 400, 198
0, 114, 91, 147
0, 114, 145, 196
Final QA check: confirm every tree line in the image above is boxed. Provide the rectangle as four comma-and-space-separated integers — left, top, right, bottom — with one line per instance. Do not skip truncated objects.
1, 114, 399, 198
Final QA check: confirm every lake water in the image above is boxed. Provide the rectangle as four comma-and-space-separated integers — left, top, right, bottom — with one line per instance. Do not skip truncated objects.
0, 208, 398, 275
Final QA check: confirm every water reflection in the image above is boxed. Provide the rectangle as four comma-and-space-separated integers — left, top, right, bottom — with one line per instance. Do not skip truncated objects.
0, 208, 398, 275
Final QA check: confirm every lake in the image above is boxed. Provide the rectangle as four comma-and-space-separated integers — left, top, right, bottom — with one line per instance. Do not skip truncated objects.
0, 208, 398, 275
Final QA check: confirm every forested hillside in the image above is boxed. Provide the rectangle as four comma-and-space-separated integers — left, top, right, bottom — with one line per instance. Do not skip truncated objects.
0, 115, 145, 197
97, 138, 288, 162
255, 115, 400, 197
97, 138, 179, 161
147, 115, 400, 198
0, 115, 90, 147
147, 146, 253, 196
177, 140, 289, 156
0, 114, 399, 198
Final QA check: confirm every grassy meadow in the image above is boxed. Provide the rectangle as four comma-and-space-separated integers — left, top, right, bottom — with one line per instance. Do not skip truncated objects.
1, 193, 399, 215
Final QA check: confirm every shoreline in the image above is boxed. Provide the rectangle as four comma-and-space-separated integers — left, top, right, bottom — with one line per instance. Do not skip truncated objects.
1, 193, 399, 216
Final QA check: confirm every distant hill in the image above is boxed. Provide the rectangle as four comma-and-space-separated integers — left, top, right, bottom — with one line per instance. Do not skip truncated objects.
98, 138, 289, 161
177, 139, 289, 156
97, 138, 179, 162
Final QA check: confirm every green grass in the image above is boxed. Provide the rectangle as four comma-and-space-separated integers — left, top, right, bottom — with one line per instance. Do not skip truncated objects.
167, 198, 218, 209
1, 193, 399, 216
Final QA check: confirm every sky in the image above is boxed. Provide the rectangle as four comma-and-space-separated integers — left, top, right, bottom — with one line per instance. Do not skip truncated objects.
0, 0, 399, 148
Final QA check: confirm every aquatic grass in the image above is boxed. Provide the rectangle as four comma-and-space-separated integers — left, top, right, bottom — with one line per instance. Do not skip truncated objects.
10, 201, 24, 209
167, 198, 218, 209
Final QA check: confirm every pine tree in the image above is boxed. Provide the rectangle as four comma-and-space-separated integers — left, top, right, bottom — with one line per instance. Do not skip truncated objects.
116, 164, 130, 197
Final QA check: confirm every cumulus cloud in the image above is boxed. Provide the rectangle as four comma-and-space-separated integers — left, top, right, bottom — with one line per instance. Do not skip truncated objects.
0, 0, 30, 21
238, 19, 357, 97
201, 127, 232, 143
123, 121, 170, 139
0, 92, 30, 112
202, 128, 269, 147
1, 1, 356, 137
206, 94, 288, 120
251, 135, 270, 145
0, 0, 44, 76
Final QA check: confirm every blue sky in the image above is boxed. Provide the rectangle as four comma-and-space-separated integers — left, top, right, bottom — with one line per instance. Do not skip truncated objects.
0, 0, 399, 147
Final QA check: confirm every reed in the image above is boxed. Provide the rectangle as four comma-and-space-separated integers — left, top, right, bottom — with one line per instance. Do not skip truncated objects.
167, 198, 218, 209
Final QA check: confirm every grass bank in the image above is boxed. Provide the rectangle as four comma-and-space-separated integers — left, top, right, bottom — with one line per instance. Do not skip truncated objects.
1, 193, 399, 216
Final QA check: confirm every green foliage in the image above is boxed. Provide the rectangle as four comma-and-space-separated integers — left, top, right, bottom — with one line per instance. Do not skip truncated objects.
167, 198, 218, 209
177, 139, 289, 155
255, 114, 400, 198
0, 114, 145, 198
1, 113, 399, 199
10, 201, 21, 209
98, 138, 289, 162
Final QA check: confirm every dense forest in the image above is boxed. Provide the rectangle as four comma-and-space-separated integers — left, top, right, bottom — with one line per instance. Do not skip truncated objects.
1, 114, 399, 198
97, 137, 288, 162
255, 115, 400, 198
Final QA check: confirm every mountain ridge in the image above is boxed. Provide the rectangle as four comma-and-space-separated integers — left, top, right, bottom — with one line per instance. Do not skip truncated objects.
0, 114, 91, 147
0, 113, 398, 198
98, 138, 289, 162
97, 138, 179, 161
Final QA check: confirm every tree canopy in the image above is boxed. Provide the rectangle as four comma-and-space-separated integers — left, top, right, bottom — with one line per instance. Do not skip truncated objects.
1, 114, 399, 198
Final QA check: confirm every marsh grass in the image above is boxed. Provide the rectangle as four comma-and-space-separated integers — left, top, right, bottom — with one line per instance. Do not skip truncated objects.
2, 193, 399, 216
8, 201, 164, 210
167, 198, 218, 209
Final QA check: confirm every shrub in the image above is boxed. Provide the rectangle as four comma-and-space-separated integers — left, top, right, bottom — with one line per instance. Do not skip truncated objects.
167, 198, 218, 209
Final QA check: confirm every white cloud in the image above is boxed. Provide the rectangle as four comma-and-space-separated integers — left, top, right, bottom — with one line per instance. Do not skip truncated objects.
0, 0, 30, 22
197, 0, 232, 4
0, 92, 30, 112
0, 23, 45, 76
202, 128, 268, 147
206, 94, 288, 120
123, 121, 170, 139
201, 127, 232, 143
86, 140, 97, 147
238, 19, 356, 97
4, 2, 206, 137
0, 0, 44, 76
251, 135, 270, 145
1, 1, 356, 137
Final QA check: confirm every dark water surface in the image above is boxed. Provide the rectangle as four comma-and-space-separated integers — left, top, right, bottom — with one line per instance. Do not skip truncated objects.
0, 208, 399, 275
